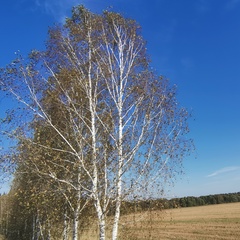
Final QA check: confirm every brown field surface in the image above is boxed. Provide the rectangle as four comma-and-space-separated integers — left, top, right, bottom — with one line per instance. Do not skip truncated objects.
81, 202, 240, 239
118, 202, 240, 240
2, 202, 239, 240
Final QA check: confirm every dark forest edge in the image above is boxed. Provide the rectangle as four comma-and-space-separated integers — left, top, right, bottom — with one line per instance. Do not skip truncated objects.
120, 191, 240, 214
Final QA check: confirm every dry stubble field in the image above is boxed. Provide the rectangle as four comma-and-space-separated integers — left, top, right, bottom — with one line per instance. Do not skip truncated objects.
118, 202, 240, 240
1, 202, 240, 239
82, 202, 240, 239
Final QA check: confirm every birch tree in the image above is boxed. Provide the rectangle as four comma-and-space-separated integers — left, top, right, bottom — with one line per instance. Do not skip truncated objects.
0, 54, 94, 240
0, 5, 193, 240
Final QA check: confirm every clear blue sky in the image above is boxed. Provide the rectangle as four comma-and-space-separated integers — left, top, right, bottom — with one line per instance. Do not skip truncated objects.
1, 0, 240, 197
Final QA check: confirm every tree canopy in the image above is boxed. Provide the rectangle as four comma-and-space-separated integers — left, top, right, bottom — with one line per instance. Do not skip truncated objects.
0, 5, 193, 240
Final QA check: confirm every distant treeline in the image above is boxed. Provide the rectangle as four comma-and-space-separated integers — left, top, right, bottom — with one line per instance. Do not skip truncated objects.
120, 192, 240, 214
1, 191, 240, 238
171, 192, 240, 208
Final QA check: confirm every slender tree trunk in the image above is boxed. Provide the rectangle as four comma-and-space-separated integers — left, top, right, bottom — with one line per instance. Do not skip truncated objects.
97, 205, 105, 240
36, 211, 43, 240
46, 219, 51, 240
32, 215, 36, 240
112, 84, 124, 240
91, 93, 106, 240
47, 229, 51, 240
112, 131, 123, 240
72, 171, 82, 240
72, 196, 81, 240
86, 27, 106, 240
63, 206, 68, 240
72, 210, 79, 240
112, 194, 121, 240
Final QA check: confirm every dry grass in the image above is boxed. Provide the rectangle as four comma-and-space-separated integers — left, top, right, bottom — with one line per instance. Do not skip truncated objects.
119, 202, 240, 240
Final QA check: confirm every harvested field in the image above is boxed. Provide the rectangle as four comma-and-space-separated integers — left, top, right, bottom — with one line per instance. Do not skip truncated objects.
2, 203, 238, 239
2, 202, 239, 240
119, 202, 240, 240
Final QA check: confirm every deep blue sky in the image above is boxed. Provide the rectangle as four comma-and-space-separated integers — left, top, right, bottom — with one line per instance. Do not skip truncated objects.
1, 0, 240, 197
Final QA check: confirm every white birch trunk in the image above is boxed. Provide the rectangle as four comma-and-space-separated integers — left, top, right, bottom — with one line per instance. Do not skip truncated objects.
36, 212, 42, 240
86, 25, 107, 240
72, 198, 81, 240
63, 206, 68, 240
47, 229, 51, 240
72, 169, 82, 240
72, 211, 79, 240
112, 163, 122, 240
112, 101, 123, 240
32, 215, 36, 240
112, 46, 124, 239
97, 208, 106, 240
46, 219, 51, 240
90, 81, 106, 240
